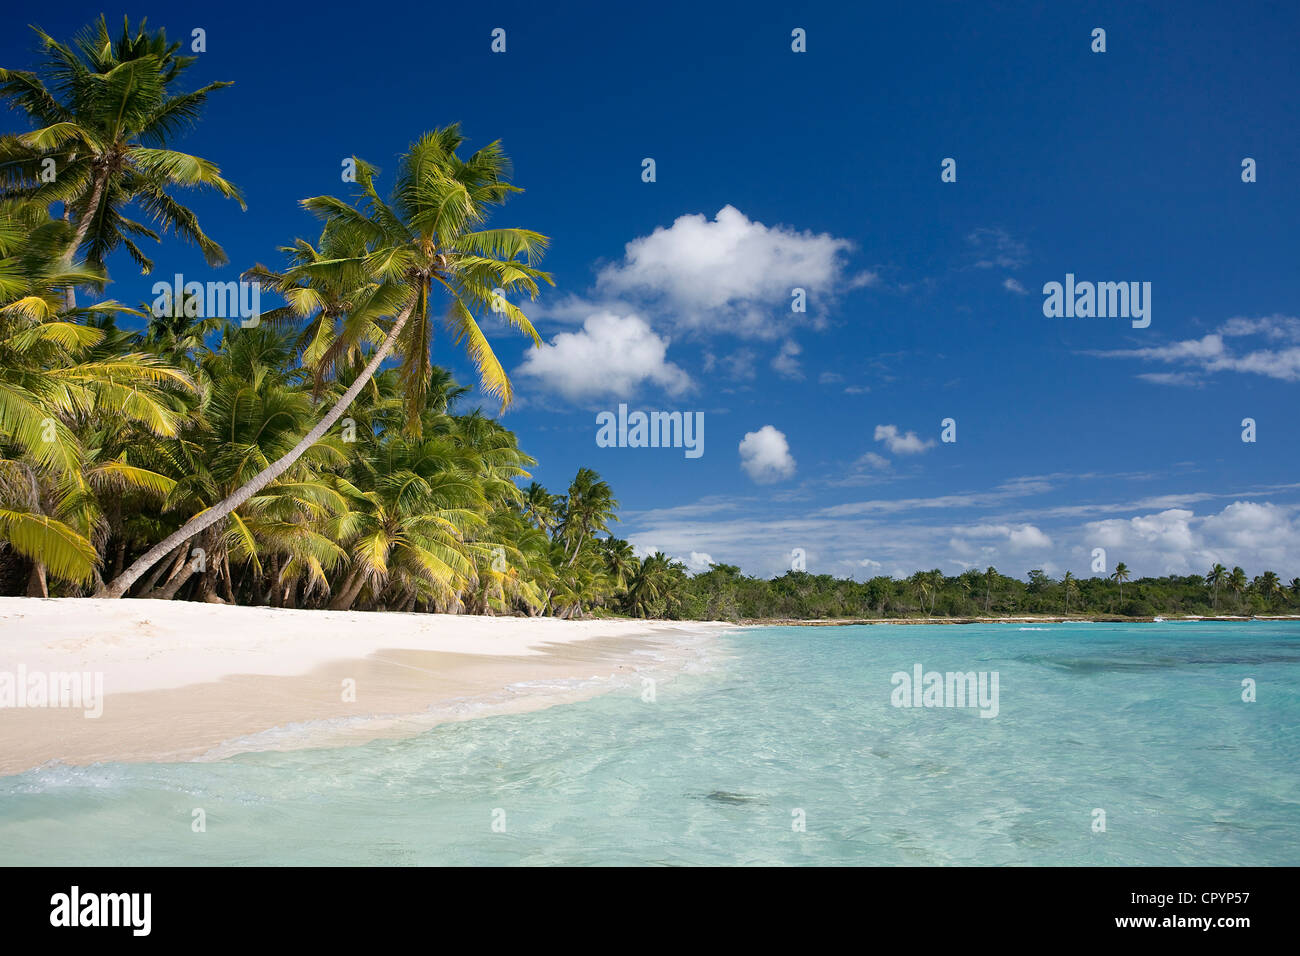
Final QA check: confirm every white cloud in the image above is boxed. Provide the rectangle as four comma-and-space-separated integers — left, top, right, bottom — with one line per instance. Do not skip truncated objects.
857, 451, 891, 470
1083, 502, 1298, 575
516, 311, 691, 400
1003, 277, 1029, 295
958, 523, 1053, 550
1137, 371, 1201, 387
874, 424, 936, 455
616, 481, 1300, 580
596, 205, 863, 336
682, 551, 715, 572
738, 425, 796, 484
1091, 316, 1300, 383
771, 340, 804, 379
1008, 524, 1052, 549
968, 228, 1028, 270
721, 349, 757, 380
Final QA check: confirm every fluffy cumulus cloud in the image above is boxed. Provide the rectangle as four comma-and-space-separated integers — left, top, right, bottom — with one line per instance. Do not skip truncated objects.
516, 311, 692, 400
957, 523, 1053, 551
1091, 315, 1300, 383
738, 425, 796, 484
873, 424, 935, 455
1082, 501, 1298, 575
682, 551, 716, 572
595, 205, 867, 336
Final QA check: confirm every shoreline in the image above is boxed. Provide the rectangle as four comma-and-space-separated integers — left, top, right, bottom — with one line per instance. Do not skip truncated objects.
738, 614, 1300, 626
0, 598, 735, 776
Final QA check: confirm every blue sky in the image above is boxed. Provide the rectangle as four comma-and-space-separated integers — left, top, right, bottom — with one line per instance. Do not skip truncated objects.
5, 1, 1299, 580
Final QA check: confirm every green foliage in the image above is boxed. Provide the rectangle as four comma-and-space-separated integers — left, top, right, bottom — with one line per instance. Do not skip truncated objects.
664, 566, 1300, 622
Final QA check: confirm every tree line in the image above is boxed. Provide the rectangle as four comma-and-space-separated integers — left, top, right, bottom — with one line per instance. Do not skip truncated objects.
668, 563, 1300, 621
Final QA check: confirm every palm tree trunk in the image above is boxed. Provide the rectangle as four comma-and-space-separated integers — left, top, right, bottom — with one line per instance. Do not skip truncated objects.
136, 542, 186, 595
60, 168, 108, 311
222, 554, 237, 604
268, 553, 282, 607
154, 559, 198, 600
26, 561, 48, 598
566, 530, 586, 567
97, 302, 415, 598
328, 568, 367, 611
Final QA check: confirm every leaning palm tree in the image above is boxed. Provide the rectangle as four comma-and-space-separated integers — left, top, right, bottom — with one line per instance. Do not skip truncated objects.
0, 17, 243, 298
98, 127, 552, 597
1110, 562, 1131, 604
1205, 563, 1227, 609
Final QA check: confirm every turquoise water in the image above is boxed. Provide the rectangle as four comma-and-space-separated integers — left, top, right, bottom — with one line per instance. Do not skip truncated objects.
1, 622, 1298, 865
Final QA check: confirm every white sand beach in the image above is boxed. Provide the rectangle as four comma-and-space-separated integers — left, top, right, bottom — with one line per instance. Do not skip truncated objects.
0, 598, 734, 775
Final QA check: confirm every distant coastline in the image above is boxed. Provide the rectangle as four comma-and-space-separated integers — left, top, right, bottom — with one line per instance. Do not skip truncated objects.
737, 614, 1300, 627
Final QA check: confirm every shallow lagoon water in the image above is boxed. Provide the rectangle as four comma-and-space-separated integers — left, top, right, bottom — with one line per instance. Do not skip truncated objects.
1, 622, 1296, 865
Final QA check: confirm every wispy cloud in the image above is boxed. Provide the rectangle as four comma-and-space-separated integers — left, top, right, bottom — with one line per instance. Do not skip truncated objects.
967, 227, 1029, 270
1089, 314, 1300, 383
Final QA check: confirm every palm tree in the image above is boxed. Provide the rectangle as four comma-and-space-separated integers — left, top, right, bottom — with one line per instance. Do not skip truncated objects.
1205, 563, 1227, 609
242, 229, 389, 392
0, 200, 192, 591
98, 127, 552, 597
1227, 566, 1248, 610
983, 566, 997, 613
325, 434, 482, 612
1062, 570, 1078, 612
1110, 562, 1131, 603
0, 17, 243, 302
909, 570, 932, 615
522, 482, 559, 534
601, 536, 636, 592
626, 552, 685, 618
1257, 570, 1282, 609
557, 467, 618, 566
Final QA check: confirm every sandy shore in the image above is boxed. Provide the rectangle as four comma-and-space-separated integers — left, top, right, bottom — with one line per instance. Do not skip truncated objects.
0, 598, 734, 776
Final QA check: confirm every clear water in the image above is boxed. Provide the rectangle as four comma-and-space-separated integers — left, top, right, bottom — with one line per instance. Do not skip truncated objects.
1, 622, 1297, 865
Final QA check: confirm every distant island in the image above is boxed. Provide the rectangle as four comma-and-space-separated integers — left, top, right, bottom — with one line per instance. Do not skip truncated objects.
640, 562, 1300, 623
